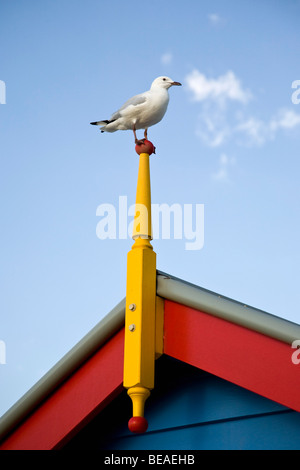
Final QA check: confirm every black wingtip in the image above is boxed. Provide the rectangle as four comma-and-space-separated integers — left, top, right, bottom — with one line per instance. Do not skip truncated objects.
90, 122, 97, 125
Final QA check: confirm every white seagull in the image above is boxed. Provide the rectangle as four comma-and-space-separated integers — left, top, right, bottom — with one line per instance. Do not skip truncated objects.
90, 76, 182, 144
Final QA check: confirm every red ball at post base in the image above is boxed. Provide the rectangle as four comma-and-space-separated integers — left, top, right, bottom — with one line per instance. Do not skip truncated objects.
135, 140, 156, 155
128, 416, 148, 433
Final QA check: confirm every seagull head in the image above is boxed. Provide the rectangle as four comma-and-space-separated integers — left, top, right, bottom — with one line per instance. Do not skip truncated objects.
151, 76, 182, 90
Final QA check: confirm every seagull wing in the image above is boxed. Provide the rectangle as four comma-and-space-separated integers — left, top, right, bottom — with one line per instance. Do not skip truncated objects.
111, 93, 148, 120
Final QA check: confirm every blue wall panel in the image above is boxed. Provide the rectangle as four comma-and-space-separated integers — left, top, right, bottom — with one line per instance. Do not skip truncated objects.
66, 356, 300, 450
107, 410, 300, 450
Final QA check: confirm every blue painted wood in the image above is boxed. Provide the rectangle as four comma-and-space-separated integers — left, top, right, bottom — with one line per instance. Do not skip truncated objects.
144, 363, 286, 434
107, 410, 300, 450
65, 356, 300, 450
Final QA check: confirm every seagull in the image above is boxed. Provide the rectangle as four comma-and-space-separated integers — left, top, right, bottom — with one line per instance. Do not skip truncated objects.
90, 76, 182, 144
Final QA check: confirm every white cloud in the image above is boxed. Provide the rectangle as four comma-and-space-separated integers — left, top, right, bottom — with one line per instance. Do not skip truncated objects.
208, 13, 222, 25
270, 109, 300, 132
196, 108, 300, 148
236, 109, 300, 146
161, 52, 173, 65
185, 69, 300, 148
196, 106, 230, 147
212, 153, 235, 182
185, 69, 252, 105
235, 117, 267, 146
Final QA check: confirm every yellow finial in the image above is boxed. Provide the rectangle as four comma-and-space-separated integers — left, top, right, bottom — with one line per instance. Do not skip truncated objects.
128, 386, 150, 417
132, 153, 152, 241
123, 142, 157, 433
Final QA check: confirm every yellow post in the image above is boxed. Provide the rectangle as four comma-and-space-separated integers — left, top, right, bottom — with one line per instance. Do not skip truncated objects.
123, 147, 157, 433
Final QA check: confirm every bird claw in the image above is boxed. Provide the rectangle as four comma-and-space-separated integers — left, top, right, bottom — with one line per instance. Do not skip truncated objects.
135, 138, 146, 145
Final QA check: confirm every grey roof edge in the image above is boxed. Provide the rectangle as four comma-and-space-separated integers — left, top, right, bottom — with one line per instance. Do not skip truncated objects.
157, 270, 300, 345
0, 298, 126, 443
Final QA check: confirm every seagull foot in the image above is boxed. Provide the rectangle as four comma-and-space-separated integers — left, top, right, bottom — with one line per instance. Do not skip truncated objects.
135, 138, 146, 145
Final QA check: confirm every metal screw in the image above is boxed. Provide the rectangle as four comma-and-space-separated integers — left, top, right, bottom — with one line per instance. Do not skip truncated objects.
129, 303, 136, 312
129, 324, 136, 332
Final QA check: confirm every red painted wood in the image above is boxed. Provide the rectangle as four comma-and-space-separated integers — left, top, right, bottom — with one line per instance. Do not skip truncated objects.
0, 328, 125, 450
164, 300, 300, 413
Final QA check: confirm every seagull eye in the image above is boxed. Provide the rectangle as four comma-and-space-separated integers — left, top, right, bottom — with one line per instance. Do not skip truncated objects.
163, 78, 166, 81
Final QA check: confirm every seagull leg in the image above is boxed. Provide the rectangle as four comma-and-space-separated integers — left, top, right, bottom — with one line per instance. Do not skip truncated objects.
133, 125, 144, 145
144, 129, 148, 140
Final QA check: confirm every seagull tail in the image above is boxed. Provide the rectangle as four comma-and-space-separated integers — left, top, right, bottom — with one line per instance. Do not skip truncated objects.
90, 120, 110, 126
90, 119, 117, 133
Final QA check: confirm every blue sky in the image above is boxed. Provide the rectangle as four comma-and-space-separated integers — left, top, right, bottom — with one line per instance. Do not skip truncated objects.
0, 0, 300, 417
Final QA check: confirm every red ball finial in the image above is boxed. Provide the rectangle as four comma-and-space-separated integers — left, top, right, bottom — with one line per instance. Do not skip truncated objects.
135, 140, 156, 155
128, 416, 148, 433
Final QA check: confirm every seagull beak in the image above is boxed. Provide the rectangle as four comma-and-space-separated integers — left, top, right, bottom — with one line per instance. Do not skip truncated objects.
171, 81, 182, 86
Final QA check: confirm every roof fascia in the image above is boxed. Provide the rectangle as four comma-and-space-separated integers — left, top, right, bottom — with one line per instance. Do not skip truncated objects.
157, 271, 300, 345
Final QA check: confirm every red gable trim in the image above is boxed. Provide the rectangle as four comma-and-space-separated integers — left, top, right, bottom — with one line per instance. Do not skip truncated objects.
0, 329, 124, 450
164, 300, 300, 413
